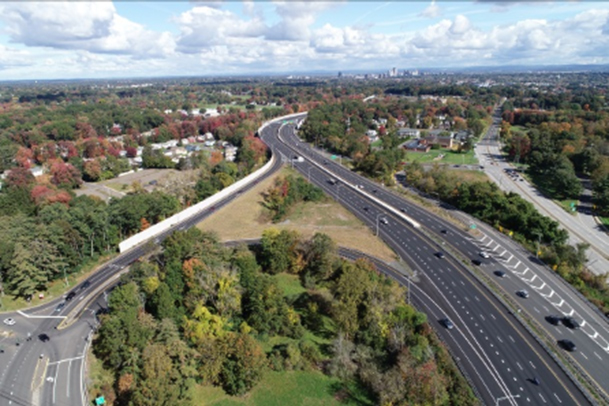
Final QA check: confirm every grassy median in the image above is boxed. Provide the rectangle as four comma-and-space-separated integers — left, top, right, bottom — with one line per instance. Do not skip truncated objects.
197, 166, 397, 263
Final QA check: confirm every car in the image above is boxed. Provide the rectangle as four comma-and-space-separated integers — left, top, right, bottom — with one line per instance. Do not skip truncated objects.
516, 289, 530, 298
479, 252, 490, 259
38, 333, 50, 342
358, 185, 364, 189
435, 252, 445, 259
55, 302, 66, 313
546, 315, 562, 326
400, 208, 407, 213
440, 318, 454, 329
494, 270, 507, 278
363, 207, 370, 212
81, 280, 91, 290
380, 218, 388, 225
562, 316, 581, 330
65, 292, 76, 301
558, 339, 577, 352
440, 229, 448, 234
3, 318, 16, 326
472, 259, 482, 266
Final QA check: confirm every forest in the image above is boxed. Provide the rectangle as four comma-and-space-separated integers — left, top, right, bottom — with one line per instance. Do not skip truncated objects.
93, 228, 477, 406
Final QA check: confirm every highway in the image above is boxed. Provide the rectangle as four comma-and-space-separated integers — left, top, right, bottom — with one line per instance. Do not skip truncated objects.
0, 115, 603, 406
262, 116, 595, 405
279, 115, 609, 402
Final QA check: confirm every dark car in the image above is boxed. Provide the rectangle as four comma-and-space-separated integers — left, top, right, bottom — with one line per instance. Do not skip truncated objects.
435, 252, 445, 259
440, 318, 454, 329
65, 292, 76, 301
516, 289, 530, 298
562, 316, 581, 330
363, 207, 370, 212
546, 315, 562, 326
38, 333, 50, 342
472, 259, 482, 266
494, 270, 507, 278
80, 280, 91, 290
440, 229, 448, 234
558, 339, 577, 352
55, 302, 66, 313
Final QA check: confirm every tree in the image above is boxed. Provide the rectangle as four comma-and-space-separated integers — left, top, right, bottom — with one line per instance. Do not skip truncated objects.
593, 174, 609, 216
220, 333, 267, 395
50, 161, 82, 189
4, 167, 35, 189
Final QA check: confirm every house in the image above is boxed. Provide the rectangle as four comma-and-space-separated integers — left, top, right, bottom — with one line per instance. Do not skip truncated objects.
454, 130, 472, 143
203, 132, 214, 140
403, 139, 431, 153
398, 128, 420, 138
29, 166, 45, 177
366, 129, 378, 138
378, 118, 388, 126
224, 145, 238, 162
204, 140, 216, 147
164, 109, 173, 114
424, 135, 453, 149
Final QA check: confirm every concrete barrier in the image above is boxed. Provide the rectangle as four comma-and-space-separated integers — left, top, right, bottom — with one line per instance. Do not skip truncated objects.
118, 112, 302, 253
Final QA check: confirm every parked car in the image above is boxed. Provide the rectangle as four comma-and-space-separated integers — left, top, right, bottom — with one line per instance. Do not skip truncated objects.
3, 318, 16, 326
440, 318, 454, 330
516, 289, 530, 298
558, 339, 577, 352
562, 316, 581, 330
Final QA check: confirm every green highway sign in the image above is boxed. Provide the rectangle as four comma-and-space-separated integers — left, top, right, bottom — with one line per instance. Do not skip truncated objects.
95, 397, 106, 405
331, 155, 337, 160
470, 224, 477, 229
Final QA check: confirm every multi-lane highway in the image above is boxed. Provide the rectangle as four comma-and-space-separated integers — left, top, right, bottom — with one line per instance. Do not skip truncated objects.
0, 114, 605, 406
261, 116, 603, 405
279, 115, 609, 402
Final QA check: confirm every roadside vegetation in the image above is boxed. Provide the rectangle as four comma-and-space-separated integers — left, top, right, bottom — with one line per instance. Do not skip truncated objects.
91, 228, 477, 406
261, 174, 324, 222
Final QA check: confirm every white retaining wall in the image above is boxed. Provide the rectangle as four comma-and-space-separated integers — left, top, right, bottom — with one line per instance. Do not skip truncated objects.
118, 113, 301, 253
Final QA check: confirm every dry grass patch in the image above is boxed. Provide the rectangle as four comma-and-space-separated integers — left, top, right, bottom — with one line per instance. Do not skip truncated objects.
197, 167, 396, 262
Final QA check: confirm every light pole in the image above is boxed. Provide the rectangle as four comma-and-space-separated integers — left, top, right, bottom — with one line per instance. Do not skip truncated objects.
375, 213, 384, 237
407, 271, 418, 306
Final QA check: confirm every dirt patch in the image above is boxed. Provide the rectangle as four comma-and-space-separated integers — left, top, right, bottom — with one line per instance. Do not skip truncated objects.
197, 166, 397, 263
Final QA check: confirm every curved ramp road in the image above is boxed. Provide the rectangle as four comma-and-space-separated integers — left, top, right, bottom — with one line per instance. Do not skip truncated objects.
0, 118, 289, 406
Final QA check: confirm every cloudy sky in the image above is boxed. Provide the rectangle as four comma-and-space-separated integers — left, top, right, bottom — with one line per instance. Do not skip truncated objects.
1, 1, 608, 80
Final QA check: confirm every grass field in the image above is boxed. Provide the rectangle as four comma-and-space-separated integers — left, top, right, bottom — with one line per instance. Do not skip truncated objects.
197, 167, 397, 263
405, 148, 478, 165
600, 216, 609, 228
192, 370, 366, 406
452, 169, 489, 182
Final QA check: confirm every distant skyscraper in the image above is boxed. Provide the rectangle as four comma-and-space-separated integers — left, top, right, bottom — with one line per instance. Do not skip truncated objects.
338, 71, 343, 78
390, 67, 398, 77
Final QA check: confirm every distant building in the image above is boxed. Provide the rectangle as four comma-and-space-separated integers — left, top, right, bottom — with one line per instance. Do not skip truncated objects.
224, 145, 238, 162
404, 139, 431, 153
398, 128, 420, 138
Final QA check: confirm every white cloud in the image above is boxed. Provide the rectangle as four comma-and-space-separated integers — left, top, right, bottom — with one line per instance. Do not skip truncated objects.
420, 1, 442, 19
0, 44, 31, 70
175, 6, 266, 53
0, 2, 175, 58
266, 1, 338, 41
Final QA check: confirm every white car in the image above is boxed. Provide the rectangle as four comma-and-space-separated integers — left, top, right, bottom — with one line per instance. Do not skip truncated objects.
3, 318, 16, 326
479, 252, 490, 259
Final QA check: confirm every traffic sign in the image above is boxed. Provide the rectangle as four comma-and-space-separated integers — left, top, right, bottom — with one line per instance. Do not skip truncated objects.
331, 155, 337, 160
470, 224, 477, 229
95, 397, 106, 405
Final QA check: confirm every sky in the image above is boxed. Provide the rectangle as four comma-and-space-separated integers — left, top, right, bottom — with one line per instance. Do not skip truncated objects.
1, 1, 609, 80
